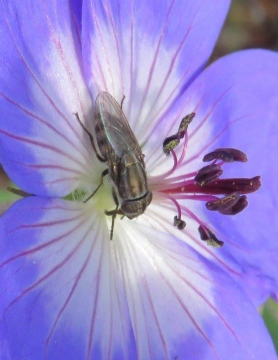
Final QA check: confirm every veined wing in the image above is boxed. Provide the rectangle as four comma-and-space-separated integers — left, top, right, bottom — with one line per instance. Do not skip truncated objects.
95, 92, 142, 158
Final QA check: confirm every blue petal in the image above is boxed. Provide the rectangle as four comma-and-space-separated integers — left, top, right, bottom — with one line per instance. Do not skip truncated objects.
0, 197, 136, 359
0, 0, 94, 197
1, 197, 277, 359
113, 219, 277, 359
174, 49, 278, 305
82, 0, 231, 140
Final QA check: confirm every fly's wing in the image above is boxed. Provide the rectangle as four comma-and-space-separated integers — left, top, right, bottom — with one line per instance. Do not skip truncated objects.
95, 92, 142, 158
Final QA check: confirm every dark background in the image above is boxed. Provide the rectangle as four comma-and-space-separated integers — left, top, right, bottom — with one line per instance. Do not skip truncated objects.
212, 0, 278, 61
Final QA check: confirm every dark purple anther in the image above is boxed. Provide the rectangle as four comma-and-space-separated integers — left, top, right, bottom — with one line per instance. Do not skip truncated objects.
174, 215, 186, 230
219, 195, 248, 215
206, 192, 240, 211
198, 225, 224, 247
195, 164, 223, 186
161, 112, 260, 247
203, 148, 248, 163
196, 175, 261, 195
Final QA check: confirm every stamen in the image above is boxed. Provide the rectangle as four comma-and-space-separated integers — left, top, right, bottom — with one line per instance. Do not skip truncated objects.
174, 216, 186, 230
164, 194, 186, 230
218, 195, 248, 215
163, 135, 180, 156
206, 192, 240, 211
203, 148, 247, 163
158, 113, 260, 249
178, 113, 196, 134
198, 225, 224, 247
194, 164, 223, 186
198, 176, 261, 194
163, 113, 195, 155
206, 192, 248, 215
176, 131, 189, 167
153, 122, 188, 182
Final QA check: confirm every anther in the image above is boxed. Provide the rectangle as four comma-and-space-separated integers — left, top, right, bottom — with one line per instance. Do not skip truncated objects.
159, 113, 259, 249
203, 148, 248, 163
163, 134, 181, 156
218, 195, 248, 215
198, 175, 261, 194
198, 225, 224, 247
206, 192, 240, 212
195, 164, 223, 186
174, 215, 186, 230
177, 112, 195, 134
163, 112, 195, 155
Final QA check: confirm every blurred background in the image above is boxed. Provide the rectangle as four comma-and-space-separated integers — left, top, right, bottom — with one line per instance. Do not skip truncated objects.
212, 0, 278, 60
0, 0, 278, 353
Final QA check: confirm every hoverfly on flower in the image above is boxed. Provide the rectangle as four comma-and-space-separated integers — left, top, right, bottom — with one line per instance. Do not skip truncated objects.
75, 91, 152, 239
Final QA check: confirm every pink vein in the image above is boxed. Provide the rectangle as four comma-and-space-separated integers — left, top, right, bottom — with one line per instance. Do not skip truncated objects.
147, 206, 241, 277
130, 230, 221, 358
106, 1, 124, 94
44, 218, 97, 354
91, 0, 114, 93
3, 216, 90, 319
0, 128, 86, 170
0, 91, 91, 165
150, 239, 241, 343
126, 240, 169, 359
110, 249, 133, 359
1, 213, 86, 269
86, 225, 104, 359
136, 0, 176, 122
12, 162, 83, 175
117, 239, 154, 359
4, 11, 85, 145
127, 0, 135, 117
41, 0, 87, 116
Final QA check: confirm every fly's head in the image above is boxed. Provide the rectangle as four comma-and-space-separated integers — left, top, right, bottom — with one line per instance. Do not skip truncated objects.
121, 191, 153, 219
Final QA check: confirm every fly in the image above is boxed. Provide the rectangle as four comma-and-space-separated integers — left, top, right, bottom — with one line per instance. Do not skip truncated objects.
75, 92, 152, 240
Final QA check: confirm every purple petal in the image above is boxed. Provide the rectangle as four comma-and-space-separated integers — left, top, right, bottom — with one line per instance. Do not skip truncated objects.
110, 218, 277, 359
1, 197, 277, 359
82, 0, 230, 142
173, 50, 278, 304
0, 0, 95, 197
0, 197, 136, 359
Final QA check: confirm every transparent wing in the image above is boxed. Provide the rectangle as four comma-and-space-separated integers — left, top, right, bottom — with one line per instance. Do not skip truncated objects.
95, 92, 142, 157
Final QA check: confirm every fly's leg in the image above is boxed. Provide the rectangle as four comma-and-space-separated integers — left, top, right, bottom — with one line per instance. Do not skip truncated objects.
105, 205, 119, 241
105, 189, 124, 240
105, 206, 124, 240
84, 168, 109, 203
74, 112, 106, 162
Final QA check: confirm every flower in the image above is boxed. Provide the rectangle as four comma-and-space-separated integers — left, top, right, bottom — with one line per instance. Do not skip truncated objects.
0, 0, 278, 359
